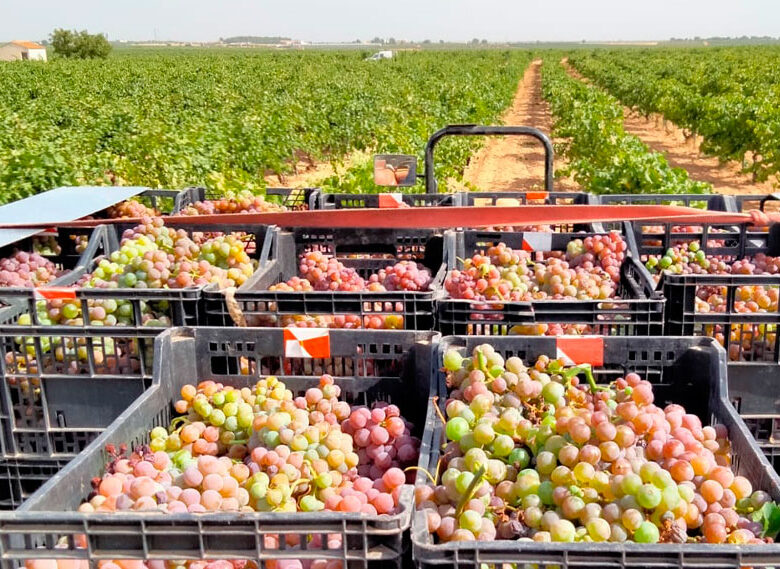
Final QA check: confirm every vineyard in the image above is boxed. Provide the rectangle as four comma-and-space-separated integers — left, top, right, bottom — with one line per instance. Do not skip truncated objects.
0, 49, 529, 203
568, 47, 780, 186
4, 42, 780, 569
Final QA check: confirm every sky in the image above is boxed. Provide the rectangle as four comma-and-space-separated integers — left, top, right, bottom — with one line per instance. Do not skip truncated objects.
0, 0, 777, 44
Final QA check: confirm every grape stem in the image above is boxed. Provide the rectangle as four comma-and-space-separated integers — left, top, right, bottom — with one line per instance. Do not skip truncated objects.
168, 416, 189, 431
431, 396, 447, 426
404, 466, 436, 485
455, 465, 486, 518
562, 364, 607, 394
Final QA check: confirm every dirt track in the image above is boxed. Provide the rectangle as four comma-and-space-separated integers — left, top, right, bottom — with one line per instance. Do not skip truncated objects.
562, 59, 775, 196
463, 60, 579, 192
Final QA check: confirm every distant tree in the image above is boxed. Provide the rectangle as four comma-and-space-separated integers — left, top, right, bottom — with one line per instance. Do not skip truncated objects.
439, 39, 445, 44
388, 37, 396, 44
422, 39, 431, 44
50, 28, 111, 59
471, 38, 480, 44
481, 39, 488, 44
371, 37, 383, 44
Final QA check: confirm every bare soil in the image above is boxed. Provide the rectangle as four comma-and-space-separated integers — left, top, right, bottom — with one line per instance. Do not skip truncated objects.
462, 60, 580, 193
562, 59, 776, 197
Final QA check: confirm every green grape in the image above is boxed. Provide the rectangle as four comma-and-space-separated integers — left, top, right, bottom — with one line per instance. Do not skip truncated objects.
535, 451, 557, 475
550, 519, 576, 542
660, 485, 680, 510
633, 521, 660, 543
492, 434, 514, 457
507, 447, 530, 469
538, 480, 555, 505
473, 423, 495, 445
455, 472, 475, 495
459, 510, 483, 533
637, 484, 662, 509
299, 495, 324, 512
586, 518, 611, 542
621, 473, 642, 496
542, 381, 564, 403
443, 349, 464, 372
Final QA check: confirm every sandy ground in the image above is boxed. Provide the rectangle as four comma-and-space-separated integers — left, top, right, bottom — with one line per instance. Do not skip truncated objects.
562, 58, 776, 197
462, 60, 580, 193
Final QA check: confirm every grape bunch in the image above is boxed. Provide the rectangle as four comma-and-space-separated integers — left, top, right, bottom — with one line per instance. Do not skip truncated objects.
49, 374, 419, 569
370, 261, 433, 292
643, 241, 780, 361
415, 344, 776, 546
178, 190, 287, 216
32, 235, 62, 256
276, 314, 404, 330
444, 232, 627, 303
295, 251, 367, 292
263, 252, 433, 329
9, 218, 257, 370
105, 199, 159, 219
0, 251, 61, 287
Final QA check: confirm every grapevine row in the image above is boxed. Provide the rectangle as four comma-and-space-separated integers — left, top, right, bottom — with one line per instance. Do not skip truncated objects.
538, 59, 711, 195
567, 47, 780, 185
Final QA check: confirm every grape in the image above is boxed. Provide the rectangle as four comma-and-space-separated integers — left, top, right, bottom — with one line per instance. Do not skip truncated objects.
421, 343, 776, 548
637, 484, 662, 509
177, 190, 288, 216
550, 519, 576, 542
634, 521, 660, 543
444, 232, 627, 312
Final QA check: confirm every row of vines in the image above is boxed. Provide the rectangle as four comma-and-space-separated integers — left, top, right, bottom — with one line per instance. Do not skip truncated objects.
0, 49, 531, 203
539, 58, 710, 195
568, 47, 780, 185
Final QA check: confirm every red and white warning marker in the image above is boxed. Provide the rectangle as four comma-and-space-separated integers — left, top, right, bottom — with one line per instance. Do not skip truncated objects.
521, 233, 553, 252
378, 193, 406, 208
33, 287, 77, 301
283, 328, 331, 358
556, 336, 604, 367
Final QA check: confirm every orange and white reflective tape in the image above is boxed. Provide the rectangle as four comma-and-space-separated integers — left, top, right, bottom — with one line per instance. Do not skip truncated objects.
556, 336, 604, 366
283, 328, 331, 358
378, 193, 406, 208
33, 287, 77, 301
521, 233, 553, 252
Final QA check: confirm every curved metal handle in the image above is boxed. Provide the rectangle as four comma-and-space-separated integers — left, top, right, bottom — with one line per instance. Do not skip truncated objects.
759, 193, 780, 212
424, 125, 555, 194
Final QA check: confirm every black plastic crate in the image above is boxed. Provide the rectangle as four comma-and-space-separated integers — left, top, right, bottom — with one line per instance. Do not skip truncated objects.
174, 186, 320, 212
729, 364, 780, 472
0, 327, 437, 568
412, 335, 780, 569
456, 191, 598, 232
0, 459, 67, 510
203, 227, 445, 330
0, 224, 270, 459
595, 193, 733, 233
634, 222, 780, 363
0, 227, 104, 281
435, 226, 664, 336
319, 192, 458, 209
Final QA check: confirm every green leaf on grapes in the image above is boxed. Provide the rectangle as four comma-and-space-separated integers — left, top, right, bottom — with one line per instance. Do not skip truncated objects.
759, 501, 780, 539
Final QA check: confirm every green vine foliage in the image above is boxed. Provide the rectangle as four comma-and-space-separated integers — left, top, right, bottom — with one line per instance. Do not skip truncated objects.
568, 47, 780, 185
0, 49, 531, 203
540, 58, 710, 195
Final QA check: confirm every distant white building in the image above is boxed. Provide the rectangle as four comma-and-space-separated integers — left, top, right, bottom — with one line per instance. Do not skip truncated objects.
0, 41, 47, 62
